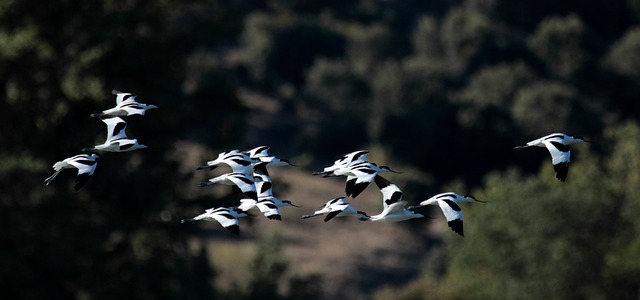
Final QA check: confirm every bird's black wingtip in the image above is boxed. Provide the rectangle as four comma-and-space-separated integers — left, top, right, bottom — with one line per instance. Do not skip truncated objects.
268, 215, 282, 221
448, 219, 464, 237
226, 224, 240, 235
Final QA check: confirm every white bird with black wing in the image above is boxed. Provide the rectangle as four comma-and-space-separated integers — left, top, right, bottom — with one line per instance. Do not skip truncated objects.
180, 207, 248, 235
312, 150, 369, 177
198, 172, 258, 201
414, 192, 482, 237
44, 153, 100, 191
333, 161, 399, 199
301, 197, 369, 222
514, 133, 592, 182
91, 90, 157, 118
252, 162, 300, 211
244, 146, 295, 167
196, 150, 255, 175
83, 116, 147, 152
369, 176, 425, 222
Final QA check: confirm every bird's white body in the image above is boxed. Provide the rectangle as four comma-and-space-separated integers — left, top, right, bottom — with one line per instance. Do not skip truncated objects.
199, 172, 258, 200
418, 193, 475, 236
85, 116, 147, 152
334, 161, 397, 198
369, 201, 424, 222
181, 207, 247, 235
301, 197, 369, 222
244, 146, 294, 167
238, 198, 282, 220
369, 176, 424, 222
44, 153, 100, 191
92, 90, 157, 117
197, 150, 255, 174
515, 133, 591, 182
313, 150, 369, 177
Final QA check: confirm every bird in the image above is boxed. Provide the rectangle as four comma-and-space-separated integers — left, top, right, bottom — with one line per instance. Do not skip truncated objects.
514, 133, 592, 182
368, 176, 425, 222
413, 192, 480, 237
333, 161, 399, 198
369, 201, 425, 222
251, 161, 301, 209
90, 90, 157, 118
244, 146, 295, 167
238, 198, 282, 220
82, 116, 147, 152
253, 162, 274, 198
198, 172, 258, 200
44, 153, 100, 191
180, 207, 248, 235
196, 150, 255, 174
312, 150, 369, 177
301, 197, 370, 222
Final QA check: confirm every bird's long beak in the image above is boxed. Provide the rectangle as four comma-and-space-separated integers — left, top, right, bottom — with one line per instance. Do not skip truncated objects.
475, 199, 487, 203
290, 203, 302, 208
301, 214, 317, 219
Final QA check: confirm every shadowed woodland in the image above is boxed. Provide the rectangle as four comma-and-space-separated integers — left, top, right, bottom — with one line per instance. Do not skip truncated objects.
2, 0, 640, 299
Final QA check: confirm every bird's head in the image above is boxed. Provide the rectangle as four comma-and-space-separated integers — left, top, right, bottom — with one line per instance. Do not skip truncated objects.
282, 200, 300, 208
464, 195, 486, 203
380, 166, 401, 174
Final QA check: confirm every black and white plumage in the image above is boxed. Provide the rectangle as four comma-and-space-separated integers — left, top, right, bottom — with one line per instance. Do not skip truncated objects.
180, 207, 248, 235
333, 161, 399, 198
251, 162, 300, 209
253, 162, 274, 198
312, 150, 369, 177
196, 150, 255, 175
369, 201, 425, 222
369, 176, 424, 222
44, 153, 100, 191
90, 90, 157, 118
244, 146, 295, 167
514, 133, 592, 182
238, 198, 282, 220
415, 193, 480, 237
301, 197, 369, 222
83, 116, 147, 152
198, 172, 258, 200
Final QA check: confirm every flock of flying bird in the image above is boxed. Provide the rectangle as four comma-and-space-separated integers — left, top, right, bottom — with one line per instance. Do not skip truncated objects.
43, 91, 593, 237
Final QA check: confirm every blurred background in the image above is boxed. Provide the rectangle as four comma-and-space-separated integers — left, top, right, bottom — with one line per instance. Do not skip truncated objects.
1, 0, 640, 299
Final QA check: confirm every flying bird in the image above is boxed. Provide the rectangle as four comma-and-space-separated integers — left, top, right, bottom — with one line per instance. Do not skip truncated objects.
301, 197, 369, 222
238, 198, 282, 220
244, 146, 295, 167
413, 192, 481, 237
82, 116, 147, 152
180, 207, 248, 235
369, 201, 425, 222
312, 150, 369, 177
90, 90, 157, 118
251, 161, 300, 210
44, 153, 100, 191
333, 161, 399, 198
368, 176, 425, 222
514, 133, 592, 182
196, 150, 255, 174
198, 172, 258, 200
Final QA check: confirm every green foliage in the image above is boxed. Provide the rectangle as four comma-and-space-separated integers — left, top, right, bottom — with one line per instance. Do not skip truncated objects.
528, 14, 588, 78
379, 122, 640, 299
440, 7, 492, 73
511, 81, 577, 136
604, 26, 640, 78
244, 231, 321, 300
